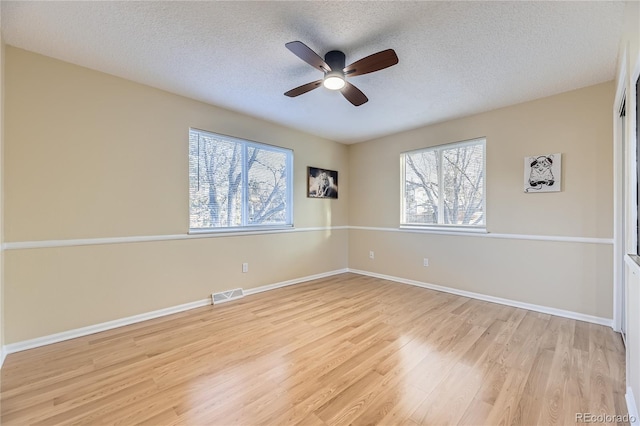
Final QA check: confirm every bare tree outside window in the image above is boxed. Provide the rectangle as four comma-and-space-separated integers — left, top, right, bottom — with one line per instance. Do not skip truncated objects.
402, 139, 485, 227
189, 130, 292, 230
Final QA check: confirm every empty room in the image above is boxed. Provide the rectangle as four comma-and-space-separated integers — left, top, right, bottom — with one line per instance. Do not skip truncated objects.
0, 1, 639, 425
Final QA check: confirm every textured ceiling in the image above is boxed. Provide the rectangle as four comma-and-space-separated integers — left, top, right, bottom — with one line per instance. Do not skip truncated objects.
1, 1, 626, 144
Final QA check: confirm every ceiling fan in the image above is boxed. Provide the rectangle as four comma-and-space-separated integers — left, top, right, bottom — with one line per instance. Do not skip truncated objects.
284, 41, 399, 107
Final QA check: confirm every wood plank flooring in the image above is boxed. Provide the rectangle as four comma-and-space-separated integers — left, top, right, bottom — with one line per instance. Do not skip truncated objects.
0, 273, 628, 425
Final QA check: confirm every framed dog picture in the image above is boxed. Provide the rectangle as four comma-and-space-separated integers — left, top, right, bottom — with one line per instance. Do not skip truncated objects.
524, 153, 561, 193
307, 167, 338, 199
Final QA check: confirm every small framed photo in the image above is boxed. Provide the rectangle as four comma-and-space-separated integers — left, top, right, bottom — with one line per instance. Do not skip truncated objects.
524, 153, 561, 193
308, 167, 338, 199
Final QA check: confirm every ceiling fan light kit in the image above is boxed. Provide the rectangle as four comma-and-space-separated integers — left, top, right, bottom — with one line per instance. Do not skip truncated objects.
323, 72, 345, 90
284, 41, 398, 106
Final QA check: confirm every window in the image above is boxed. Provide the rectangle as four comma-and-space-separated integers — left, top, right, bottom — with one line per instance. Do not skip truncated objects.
189, 129, 293, 231
401, 138, 485, 228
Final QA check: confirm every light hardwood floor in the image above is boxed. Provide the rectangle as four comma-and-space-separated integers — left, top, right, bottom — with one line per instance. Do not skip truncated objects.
0, 273, 628, 425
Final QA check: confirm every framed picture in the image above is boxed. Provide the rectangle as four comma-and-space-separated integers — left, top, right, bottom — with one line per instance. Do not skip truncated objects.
308, 167, 338, 199
524, 153, 561, 193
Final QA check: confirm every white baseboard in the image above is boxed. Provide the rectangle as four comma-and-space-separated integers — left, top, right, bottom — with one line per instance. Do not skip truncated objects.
628, 387, 640, 424
3, 298, 212, 356
2, 268, 349, 358
244, 268, 349, 296
348, 269, 613, 327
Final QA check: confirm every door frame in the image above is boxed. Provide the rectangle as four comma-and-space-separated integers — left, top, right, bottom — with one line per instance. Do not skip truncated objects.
613, 52, 627, 333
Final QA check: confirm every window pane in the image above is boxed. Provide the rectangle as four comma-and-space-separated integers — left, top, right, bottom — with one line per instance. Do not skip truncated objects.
441, 144, 484, 225
247, 147, 288, 225
189, 132, 242, 228
404, 150, 439, 224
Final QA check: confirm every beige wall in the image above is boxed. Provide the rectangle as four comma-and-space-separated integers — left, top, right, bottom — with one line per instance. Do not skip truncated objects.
350, 230, 613, 318
5, 47, 348, 241
349, 82, 615, 319
4, 232, 347, 341
3, 47, 349, 343
349, 82, 614, 237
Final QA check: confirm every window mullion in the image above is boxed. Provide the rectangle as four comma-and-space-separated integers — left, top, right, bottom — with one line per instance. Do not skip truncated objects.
438, 148, 444, 224
197, 134, 201, 192
241, 143, 248, 226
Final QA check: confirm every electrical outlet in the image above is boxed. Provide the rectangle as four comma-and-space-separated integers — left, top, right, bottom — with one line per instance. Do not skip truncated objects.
369, 251, 375, 259
423, 258, 429, 267
242, 262, 249, 273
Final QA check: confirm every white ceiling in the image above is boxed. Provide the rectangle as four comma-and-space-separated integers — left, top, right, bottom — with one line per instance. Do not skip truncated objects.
1, 1, 626, 144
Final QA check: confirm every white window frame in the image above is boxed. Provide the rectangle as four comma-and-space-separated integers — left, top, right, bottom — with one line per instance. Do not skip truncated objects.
400, 137, 487, 232
189, 128, 294, 234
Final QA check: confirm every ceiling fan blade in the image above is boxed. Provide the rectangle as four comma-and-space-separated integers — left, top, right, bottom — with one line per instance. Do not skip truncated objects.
341, 82, 368, 106
343, 49, 398, 77
284, 80, 323, 97
285, 41, 331, 73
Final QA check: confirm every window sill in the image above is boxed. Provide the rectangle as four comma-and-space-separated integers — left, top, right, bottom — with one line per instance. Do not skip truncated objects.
399, 225, 488, 234
189, 225, 294, 236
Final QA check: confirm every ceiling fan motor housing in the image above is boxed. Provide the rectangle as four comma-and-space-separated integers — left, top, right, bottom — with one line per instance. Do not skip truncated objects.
324, 50, 346, 75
